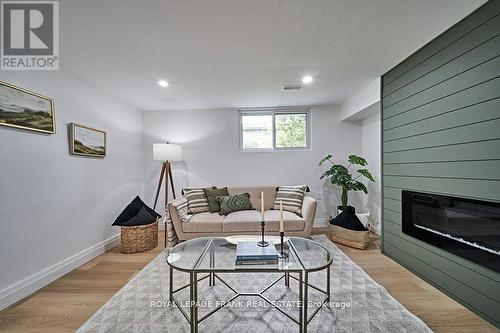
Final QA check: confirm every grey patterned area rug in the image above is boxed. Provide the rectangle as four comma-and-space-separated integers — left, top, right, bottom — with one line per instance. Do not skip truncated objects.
77, 235, 432, 333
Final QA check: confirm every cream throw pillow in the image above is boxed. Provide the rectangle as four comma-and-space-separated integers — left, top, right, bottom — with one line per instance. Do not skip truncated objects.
273, 185, 307, 216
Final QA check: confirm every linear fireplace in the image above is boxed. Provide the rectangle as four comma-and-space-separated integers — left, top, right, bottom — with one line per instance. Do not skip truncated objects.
402, 191, 500, 273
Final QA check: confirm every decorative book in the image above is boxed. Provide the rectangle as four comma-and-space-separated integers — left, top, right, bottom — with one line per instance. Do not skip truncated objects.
236, 259, 278, 265
236, 241, 279, 261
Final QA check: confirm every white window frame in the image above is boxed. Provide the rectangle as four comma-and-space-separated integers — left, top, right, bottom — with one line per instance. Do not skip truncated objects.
239, 107, 311, 152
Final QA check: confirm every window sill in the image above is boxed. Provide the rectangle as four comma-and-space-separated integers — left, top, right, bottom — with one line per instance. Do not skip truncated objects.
240, 148, 312, 153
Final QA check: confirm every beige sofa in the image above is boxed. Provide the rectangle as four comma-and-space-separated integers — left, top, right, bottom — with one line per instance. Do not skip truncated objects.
168, 186, 317, 241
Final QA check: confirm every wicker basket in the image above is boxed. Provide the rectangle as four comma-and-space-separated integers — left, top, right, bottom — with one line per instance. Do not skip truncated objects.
120, 219, 159, 254
329, 223, 371, 250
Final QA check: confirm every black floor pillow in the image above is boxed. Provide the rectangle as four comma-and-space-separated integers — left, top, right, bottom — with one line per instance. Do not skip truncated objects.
112, 196, 161, 226
330, 206, 367, 231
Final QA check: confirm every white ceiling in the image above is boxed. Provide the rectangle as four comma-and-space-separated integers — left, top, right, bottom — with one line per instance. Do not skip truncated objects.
61, 0, 486, 111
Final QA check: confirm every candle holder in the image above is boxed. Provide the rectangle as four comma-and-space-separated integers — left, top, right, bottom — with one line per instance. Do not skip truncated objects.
278, 231, 288, 258
257, 220, 269, 247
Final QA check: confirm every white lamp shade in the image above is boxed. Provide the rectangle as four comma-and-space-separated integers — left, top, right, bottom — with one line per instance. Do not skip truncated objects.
153, 143, 182, 161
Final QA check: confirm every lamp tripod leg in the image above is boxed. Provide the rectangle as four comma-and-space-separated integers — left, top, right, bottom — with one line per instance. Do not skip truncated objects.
164, 162, 170, 248
169, 164, 176, 199
153, 162, 166, 211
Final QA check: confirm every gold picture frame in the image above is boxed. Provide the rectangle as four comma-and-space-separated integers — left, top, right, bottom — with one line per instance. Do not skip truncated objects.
70, 123, 106, 158
0, 81, 56, 134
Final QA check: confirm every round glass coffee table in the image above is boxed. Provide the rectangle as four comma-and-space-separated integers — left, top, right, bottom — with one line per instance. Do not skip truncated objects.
167, 236, 332, 333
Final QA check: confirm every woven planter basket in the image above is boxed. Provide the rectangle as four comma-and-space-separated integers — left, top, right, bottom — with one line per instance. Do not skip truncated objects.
329, 224, 371, 250
120, 219, 159, 254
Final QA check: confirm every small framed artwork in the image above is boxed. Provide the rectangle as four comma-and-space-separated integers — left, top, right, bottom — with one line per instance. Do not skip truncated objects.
0, 81, 56, 134
70, 123, 106, 157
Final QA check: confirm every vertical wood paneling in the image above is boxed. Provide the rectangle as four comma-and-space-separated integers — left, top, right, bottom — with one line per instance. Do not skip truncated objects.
381, 1, 500, 328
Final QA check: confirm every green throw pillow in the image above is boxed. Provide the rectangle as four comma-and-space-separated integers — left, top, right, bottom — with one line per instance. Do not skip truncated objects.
203, 187, 229, 213
217, 193, 254, 215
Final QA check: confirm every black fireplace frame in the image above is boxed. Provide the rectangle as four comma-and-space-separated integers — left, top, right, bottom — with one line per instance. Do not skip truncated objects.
402, 190, 500, 273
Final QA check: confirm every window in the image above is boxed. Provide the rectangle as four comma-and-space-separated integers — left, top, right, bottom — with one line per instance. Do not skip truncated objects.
239, 108, 310, 151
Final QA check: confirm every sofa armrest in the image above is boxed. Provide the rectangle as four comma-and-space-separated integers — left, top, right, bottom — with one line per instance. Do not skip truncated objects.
301, 196, 317, 237
167, 197, 190, 243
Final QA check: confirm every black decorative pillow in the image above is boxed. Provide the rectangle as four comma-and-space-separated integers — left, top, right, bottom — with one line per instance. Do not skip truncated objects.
112, 196, 161, 226
329, 206, 367, 231
120, 206, 155, 226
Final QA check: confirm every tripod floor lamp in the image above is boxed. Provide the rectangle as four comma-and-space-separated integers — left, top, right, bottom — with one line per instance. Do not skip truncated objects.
153, 143, 182, 247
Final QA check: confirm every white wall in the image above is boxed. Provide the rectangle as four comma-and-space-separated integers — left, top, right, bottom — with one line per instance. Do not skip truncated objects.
361, 112, 381, 234
0, 71, 144, 310
341, 78, 380, 121
142, 106, 363, 223
340, 78, 382, 234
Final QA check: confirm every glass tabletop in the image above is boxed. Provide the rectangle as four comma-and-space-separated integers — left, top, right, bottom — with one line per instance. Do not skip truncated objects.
167, 236, 332, 272
167, 237, 211, 270
287, 237, 333, 271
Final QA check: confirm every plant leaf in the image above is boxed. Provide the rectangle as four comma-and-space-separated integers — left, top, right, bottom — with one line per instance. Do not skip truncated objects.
343, 180, 355, 191
357, 169, 374, 182
320, 154, 372, 196
330, 171, 351, 187
332, 164, 349, 174
348, 154, 367, 166
320, 169, 333, 179
352, 181, 368, 194
319, 154, 333, 166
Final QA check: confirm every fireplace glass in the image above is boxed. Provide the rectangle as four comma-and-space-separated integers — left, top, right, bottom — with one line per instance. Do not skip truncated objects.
402, 191, 500, 273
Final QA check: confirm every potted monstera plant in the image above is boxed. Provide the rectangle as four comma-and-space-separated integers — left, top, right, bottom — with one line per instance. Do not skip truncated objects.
319, 154, 374, 221
320, 154, 375, 249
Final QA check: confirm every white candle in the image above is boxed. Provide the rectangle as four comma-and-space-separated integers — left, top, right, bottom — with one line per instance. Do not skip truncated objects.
261, 190, 265, 221
280, 200, 284, 232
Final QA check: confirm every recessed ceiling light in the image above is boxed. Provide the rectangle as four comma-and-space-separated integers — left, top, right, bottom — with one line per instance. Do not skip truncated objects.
158, 80, 169, 87
302, 75, 313, 84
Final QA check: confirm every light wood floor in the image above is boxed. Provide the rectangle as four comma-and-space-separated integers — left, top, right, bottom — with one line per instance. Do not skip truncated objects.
0, 230, 497, 332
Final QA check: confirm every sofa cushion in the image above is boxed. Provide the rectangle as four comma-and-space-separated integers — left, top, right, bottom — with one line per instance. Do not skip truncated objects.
182, 212, 224, 233
222, 210, 261, 232
264, 210, 305, 231
223, 210, 305, 232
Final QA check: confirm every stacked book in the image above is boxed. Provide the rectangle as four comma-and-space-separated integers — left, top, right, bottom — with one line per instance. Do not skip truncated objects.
235, 241, 279, 265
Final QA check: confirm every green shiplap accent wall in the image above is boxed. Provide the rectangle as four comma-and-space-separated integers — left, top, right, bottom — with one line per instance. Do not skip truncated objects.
381, 0, 500, 328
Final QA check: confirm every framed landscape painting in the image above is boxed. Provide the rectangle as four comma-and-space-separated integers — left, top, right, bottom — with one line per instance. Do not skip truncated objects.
0, 81, 56, 134
70, 123, 106, 157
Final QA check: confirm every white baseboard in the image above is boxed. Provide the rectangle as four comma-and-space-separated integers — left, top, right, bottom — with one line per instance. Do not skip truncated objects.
0, 234, 120, 311
313, 218, 329, 228
372, 224, 381, 236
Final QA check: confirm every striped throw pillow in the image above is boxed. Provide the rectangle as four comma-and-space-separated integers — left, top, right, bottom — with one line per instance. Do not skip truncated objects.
273, 185, 307, 216
182, 187, 215, 214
